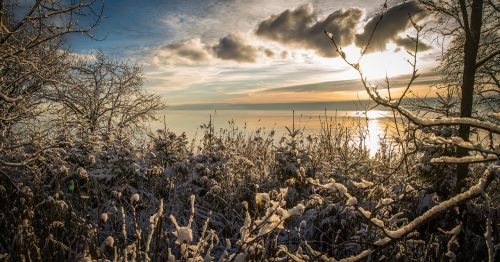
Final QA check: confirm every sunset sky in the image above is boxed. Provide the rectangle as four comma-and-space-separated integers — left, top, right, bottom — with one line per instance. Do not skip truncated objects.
70, 0, 442, 106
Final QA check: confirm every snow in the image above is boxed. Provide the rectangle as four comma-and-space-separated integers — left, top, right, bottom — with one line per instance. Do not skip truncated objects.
167, 248, 175, 262
373, 237, 391, 246
406, 239, 425, 245
287, 204, 305, 217
105, 236, 114, 248
334, 183, 348, 195
405, 185, 415, 193
338, 249, 373, 262
398, 106, 500, 134
370, 217, 385, 228
255, 192, 270, 205
441, 224, 461, 235
352, 179, 374, 189
257, 213, 283, 236
347, 197, 358, 206
100, 213, 108, 223
170, 215, 194, 244
493, 112, 500, 120
175, 227, 193, 244
89, 168, 115, 181
2, 90, 497, 261
380, 198, 394, 205
358, 207, 372, 219
130, 193, 140, 203
425, 135, 494, 155
431, 154, 493, 164
77, 167, 88, 180
384, 166, 496, 239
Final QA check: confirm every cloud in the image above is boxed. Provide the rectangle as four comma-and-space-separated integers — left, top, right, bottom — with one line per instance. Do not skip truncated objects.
263, 79, 364, 93
262, 71, 441, 93
212, 34, 259, 62
153, 34, 281, 65
154, 38, 213, 65
355, 1, 430, 52
255, 4, 363, 57
393, 37, 432, 52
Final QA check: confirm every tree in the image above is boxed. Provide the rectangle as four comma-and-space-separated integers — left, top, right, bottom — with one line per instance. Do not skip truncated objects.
47, 50, 166, 135
419, 0, 499, 190
0, 0, 102, 166
326, 0, 499, 188
324, 0, 498, 260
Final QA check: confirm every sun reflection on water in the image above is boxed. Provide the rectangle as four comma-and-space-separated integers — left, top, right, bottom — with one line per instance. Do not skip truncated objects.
367, 119, 382, 157
362, 110, 388, 157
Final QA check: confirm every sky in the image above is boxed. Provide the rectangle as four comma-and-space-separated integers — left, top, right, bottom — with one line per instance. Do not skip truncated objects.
68, 0, 442, 106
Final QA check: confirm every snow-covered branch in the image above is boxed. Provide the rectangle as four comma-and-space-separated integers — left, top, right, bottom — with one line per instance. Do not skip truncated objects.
430, 154, 497, 164
307, 163, 498, 258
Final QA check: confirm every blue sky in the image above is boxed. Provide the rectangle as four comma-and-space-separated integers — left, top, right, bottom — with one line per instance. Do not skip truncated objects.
68, 0, 441, 105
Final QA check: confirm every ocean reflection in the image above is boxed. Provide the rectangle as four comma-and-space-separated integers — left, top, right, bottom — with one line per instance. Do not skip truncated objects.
367, 119, 382, 157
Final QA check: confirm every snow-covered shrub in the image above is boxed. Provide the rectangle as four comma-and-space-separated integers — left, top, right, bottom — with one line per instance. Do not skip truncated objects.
0, 115, 497, 261
275, 124, 312, 185
149, 129, 190, 166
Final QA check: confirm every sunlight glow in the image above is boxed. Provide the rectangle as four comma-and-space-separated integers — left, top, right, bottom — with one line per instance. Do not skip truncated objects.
341, 44, 414, 79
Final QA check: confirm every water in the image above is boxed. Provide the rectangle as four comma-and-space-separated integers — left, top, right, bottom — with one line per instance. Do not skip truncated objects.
147, 109, 399, 155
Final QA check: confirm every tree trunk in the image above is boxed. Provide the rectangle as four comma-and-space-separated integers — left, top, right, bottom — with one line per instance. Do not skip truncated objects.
456, 0, 483, 192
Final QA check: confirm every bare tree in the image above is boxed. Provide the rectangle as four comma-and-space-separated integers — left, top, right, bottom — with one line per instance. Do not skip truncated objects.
0, 0, 103, 166
418, 0, 499, 189
47, 50, 166, 135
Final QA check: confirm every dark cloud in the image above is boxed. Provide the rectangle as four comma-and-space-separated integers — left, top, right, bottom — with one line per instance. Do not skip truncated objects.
156, 39, 213, 64
261, 47, 275, 58
156, 34, 267, 64
355, 1, 429, 52
255, 4, 363, 57
280, 50, 289, 59
393, 37, 432, 52
212, 34, 259, 62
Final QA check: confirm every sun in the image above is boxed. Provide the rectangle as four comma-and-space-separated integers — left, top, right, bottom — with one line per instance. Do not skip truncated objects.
341, 44, 414, 79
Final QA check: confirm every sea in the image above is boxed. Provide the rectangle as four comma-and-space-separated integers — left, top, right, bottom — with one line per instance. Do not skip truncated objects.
147, 108, 400, 155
